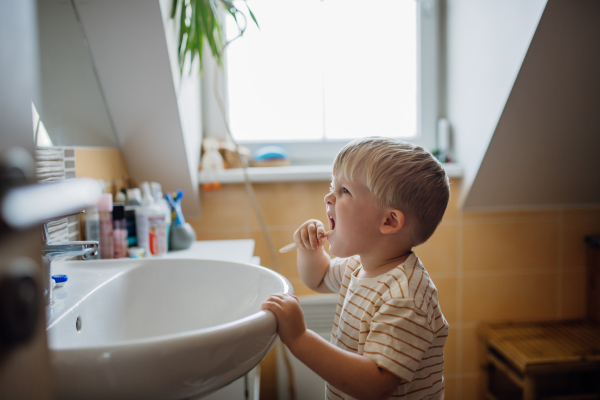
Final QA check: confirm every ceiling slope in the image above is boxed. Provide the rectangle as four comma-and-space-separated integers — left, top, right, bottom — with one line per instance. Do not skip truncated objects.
463, 0, 600, 210
74, 0, 201, 218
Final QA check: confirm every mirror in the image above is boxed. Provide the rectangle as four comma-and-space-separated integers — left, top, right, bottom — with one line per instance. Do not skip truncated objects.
34, 0, 119, 147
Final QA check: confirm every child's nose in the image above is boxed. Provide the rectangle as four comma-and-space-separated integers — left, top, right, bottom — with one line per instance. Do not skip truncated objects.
324, 191, 335, 205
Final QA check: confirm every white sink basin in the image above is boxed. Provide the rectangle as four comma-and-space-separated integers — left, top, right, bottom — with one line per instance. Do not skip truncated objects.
46, 258, 292, 400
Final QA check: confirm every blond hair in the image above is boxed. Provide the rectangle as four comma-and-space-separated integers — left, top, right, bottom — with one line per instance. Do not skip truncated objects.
333, 137, 450, 246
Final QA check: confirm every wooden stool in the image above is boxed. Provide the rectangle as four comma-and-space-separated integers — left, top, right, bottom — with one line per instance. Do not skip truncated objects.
479, 237, 600, 400
479, 320, 600, 400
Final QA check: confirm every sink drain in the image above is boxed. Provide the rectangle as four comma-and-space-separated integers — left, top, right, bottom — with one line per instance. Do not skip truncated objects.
75, 316, 82, 331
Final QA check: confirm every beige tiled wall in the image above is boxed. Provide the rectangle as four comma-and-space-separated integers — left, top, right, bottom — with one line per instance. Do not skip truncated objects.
74, 147, 129, 241
188, 178, 600, 400
74, 147, 129, 196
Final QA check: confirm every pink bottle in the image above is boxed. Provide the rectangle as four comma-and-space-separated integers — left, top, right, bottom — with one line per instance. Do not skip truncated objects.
97, 194, 114, 259
112, 204, 128, 258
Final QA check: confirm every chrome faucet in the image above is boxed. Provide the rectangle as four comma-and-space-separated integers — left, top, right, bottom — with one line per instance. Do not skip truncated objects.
41, 219, 99, 305
42, 241, 99, 262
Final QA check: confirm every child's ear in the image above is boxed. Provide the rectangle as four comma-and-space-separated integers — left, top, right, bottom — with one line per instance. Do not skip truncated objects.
380, 209, 405, 234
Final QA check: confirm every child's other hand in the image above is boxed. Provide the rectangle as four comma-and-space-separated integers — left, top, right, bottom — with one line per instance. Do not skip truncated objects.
294, 219, 327, 251
260, 293, 306, 346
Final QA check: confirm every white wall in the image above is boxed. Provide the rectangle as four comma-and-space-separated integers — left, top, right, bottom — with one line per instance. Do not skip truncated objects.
445, 0, 547, 206
460, 0, 600, 210
159, 0, 201, 211
35, 0, 117, 147
75, 0, 201, 218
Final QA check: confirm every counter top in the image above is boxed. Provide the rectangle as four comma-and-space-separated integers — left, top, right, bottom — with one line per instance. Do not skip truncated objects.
162, 239, 256, 263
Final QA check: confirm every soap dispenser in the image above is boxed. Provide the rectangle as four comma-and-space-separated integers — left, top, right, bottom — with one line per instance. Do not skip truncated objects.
135, 182, 167, 256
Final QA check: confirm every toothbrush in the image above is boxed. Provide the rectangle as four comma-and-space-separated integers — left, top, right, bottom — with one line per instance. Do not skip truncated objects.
166, 191, 185, 226
279, 230, 332, 253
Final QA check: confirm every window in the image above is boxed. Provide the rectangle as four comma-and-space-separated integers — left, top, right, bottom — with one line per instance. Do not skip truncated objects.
206, 0, 440, 164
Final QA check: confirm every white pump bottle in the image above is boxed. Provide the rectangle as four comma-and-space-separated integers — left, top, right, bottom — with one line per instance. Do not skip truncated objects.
135, 182, 167, 256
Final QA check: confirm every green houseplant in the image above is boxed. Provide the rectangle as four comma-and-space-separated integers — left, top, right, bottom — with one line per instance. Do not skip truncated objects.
170, 0, 258, 74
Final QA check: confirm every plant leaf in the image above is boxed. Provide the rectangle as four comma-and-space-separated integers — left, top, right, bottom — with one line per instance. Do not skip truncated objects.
178, 1, 187, 54
170, 0, 259, 76
244, 0, 259, 29
197, 0, 221, 65
170, 0, 179, 19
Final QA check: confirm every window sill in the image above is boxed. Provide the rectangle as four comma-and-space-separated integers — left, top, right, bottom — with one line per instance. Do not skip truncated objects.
199, 163, 463, 184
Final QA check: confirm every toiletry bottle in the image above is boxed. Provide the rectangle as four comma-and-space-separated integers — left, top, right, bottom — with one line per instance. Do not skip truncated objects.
125, 188, 142, 247
97, 194, 114, 259
151, 182, 172, 250
112, 204, 128, 258
127, 188, 142, 206
83, 206, 100, 260
115, 189, 127, 203
125, 206, 137, 247
136, 182, 167, 257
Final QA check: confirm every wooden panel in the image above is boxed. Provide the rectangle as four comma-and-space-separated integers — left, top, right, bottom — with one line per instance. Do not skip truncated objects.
586, 245, 600, 322
563, 210, 600, 269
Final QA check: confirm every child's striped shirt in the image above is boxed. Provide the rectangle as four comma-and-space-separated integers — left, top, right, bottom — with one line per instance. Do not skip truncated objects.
323, 252, 448, 400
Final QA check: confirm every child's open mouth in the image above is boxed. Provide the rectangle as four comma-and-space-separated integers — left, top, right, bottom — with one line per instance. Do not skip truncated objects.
328, 214, 335, 231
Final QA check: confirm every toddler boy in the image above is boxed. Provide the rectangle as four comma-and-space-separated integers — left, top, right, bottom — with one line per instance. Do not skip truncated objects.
261, 137, 450, 400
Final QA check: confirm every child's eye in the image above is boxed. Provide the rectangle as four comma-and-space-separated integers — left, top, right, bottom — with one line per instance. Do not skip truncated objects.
329, 183, 350, 195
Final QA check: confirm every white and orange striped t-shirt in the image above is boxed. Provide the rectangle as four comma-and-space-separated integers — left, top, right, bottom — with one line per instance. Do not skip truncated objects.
323, 252, 448, 400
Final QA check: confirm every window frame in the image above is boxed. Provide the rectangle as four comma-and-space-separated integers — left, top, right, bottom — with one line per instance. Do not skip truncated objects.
202, 0, 441, 165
